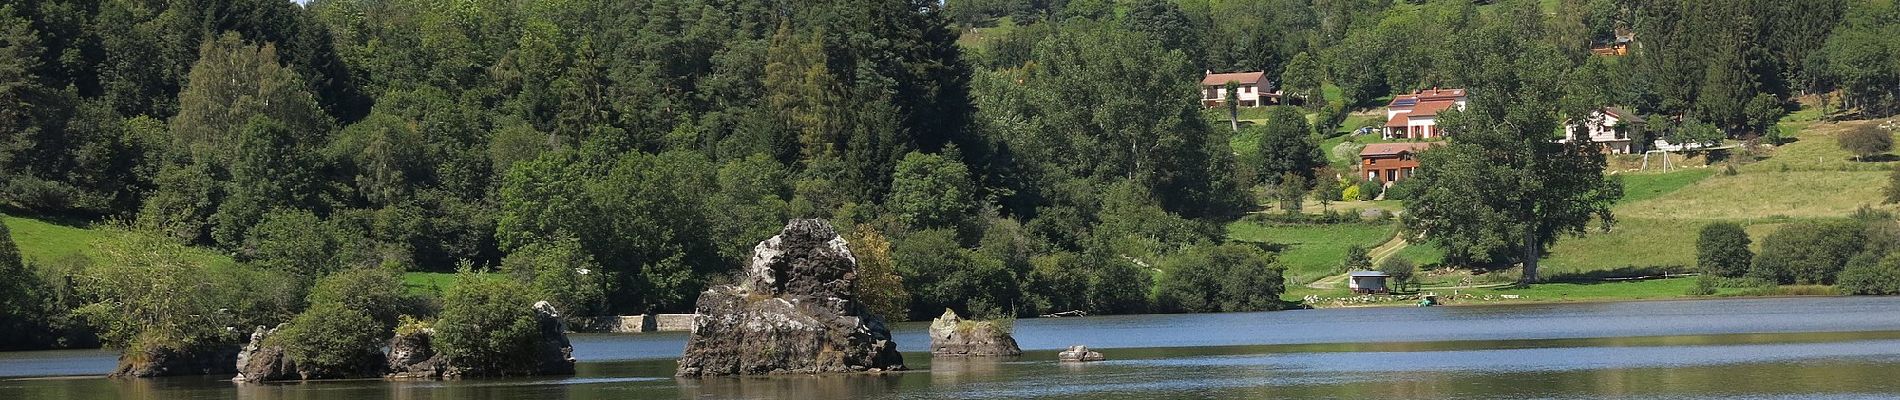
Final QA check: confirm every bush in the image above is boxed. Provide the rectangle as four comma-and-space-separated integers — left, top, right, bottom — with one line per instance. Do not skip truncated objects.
275, 303, 385, 377
433, 271, 545, 375
1341, 184, 1362, 201
1838, 125, 1893, 161
1155, 244, 1286, 313
1696, 222, 1752, 277
1341, 245, 1372, 272
305, 267, 415, 330
846, 225, 909, 321
1379, 257, 1417, 285
1750, 220, 1865, 284
1358, 179, 1384, 201
1383, 178, 1421, 201
1840, 252, 1900, 295
1687, 275, 1718, 296
500, 238, 608, 322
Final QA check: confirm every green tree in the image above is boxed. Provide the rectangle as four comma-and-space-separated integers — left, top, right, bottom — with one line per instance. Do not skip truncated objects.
501, 238, 608, 323
433, 271, 545, 376
1154, 244, 1285, 313
1401, 16, 1622, 282
1840, 252, 1900, 295
275, 303, 383, 378
1281, 52, 1326, 110
1379, 257, 1417, 287
0, 221, 53, 349
1696, 222, 1753, 278
1257, 106, 1324, 187
1751, 220, 1864, 285
1342, 245, 1373, 272
888, 151, 979, 232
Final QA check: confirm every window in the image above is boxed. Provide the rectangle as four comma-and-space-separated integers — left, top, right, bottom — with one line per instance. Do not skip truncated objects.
1243, 85, 1254, 93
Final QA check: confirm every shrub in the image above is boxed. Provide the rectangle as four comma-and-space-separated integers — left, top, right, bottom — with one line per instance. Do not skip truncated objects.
433, 271, 544, 375
846, 225, 909, 321
276, 303, 384, 377
305, 267, 415, 330
1840, 252, 1900, 295
1341, 245, 1372, 272
1358, 180, 1384, 201
500, 238, 608, 322
1696, 222, 1752, 277
1383, 177, 1420, 201
1686, 274, 1718, 296
1750, 220, 1865, 284
1155, 244, 1286, 313
1342, 184, 1362, 201
1838, 125, 1893, 161
1885, 165, 1900, 205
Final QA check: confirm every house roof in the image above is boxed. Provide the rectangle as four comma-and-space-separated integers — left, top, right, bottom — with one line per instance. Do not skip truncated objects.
1602, 106, 1645, 123
1384, 99, 1461, 127
1360, 142, 1441, 157
1386, 88, 1467, 107
1202, 71, 1266, 86
1350, 271, 1391, 278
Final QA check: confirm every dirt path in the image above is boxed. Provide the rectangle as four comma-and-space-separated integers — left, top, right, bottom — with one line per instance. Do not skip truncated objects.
1305, 223, 1409, 290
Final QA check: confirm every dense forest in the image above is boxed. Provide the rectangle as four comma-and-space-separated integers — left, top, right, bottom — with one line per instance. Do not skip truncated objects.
0, 0, 1894, 353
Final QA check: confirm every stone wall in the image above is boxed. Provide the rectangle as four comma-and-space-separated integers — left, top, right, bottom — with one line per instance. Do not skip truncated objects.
576, 314, 697, 333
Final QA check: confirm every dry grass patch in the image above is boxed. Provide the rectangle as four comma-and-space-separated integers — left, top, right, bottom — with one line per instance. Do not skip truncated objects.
1616, 171, 1892, 220
1742, 119, 1900, 173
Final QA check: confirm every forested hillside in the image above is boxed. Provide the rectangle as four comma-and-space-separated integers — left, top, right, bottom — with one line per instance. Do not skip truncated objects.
2, 0, 1897, 352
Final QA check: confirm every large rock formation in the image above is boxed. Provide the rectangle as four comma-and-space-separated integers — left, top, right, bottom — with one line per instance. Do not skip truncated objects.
928, 309, 1022, 357
675, 219, 905, 376
384, 326, 449, 379
233, 325, 296, 382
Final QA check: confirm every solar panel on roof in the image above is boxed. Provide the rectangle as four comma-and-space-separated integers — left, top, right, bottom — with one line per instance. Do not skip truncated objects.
1393, 98, 1418, 106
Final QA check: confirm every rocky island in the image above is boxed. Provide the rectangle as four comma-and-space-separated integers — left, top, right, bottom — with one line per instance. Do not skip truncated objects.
675, 219, 905, 376
928, 309, 1022, 357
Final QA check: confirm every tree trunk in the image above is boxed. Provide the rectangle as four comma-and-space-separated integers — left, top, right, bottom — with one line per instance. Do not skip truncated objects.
1520, 238, 1540, 286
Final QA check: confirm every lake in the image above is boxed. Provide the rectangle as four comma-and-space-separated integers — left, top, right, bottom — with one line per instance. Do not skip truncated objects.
8, 296, 1900, 399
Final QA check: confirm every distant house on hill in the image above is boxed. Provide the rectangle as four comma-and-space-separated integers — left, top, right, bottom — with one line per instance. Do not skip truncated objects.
1383, 88, 1468, 139
1563, 107, 1646, 154
1349, 271, 1390, 294
1200, 71, 1276, 108
1359, 142, 1442, 186
1591, 29, 1635, 57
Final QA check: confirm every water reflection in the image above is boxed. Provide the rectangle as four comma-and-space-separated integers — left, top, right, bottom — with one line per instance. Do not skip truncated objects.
13, 297, 1900, 399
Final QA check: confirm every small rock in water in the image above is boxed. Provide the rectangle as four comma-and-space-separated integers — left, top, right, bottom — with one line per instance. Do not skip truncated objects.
1057, 345, 1105, 362
928, 309, 1022, 357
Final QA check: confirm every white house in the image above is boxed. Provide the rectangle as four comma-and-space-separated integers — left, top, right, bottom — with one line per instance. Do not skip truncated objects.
1383, 88, 1467, 139
1201, 71, 1276, 108
1563, 106, 1646, 154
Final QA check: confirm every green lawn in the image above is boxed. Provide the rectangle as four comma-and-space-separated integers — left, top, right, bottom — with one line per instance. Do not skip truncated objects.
1617, 170, 1891, 220
1227, 221, 1396, 284
403, 272, 458, 297
3, 213, 237, 270
1613, 168, 1715, 205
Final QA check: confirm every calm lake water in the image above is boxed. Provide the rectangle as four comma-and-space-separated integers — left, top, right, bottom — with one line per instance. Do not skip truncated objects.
9, 296, 1900, 399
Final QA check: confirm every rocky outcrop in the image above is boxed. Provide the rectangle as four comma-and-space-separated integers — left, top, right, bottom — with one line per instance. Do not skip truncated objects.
110, 343, 240, 378
928, 309, 1022, 357
384, 326, 451, 379
675, 219, 905, 376
524, 301, 578, 375
1058, 345, 1105, 362
385, 301, 574, 379
233, 325, 296, 382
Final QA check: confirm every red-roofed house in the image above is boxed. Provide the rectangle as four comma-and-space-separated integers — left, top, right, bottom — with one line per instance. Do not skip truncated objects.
1201, 71, 1277, 108
1359, 142, 1442, 185
1383, 88, 1468, 139
1563, 106, 1646, 154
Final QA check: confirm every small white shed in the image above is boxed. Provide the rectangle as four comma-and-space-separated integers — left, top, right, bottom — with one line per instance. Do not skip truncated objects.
1349, 271, 1391, 294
